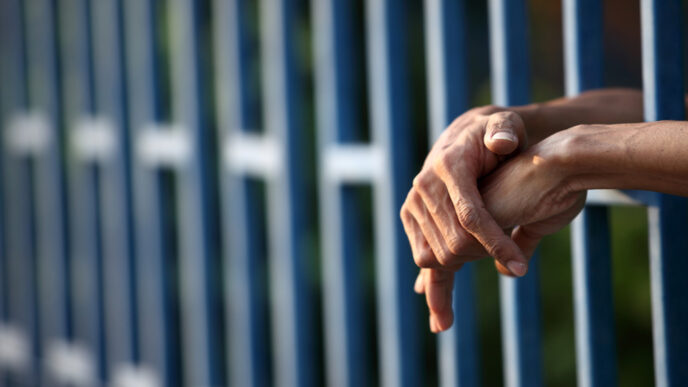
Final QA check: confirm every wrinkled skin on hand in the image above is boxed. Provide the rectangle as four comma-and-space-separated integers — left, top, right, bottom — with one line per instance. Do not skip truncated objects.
414, 131, 587, 332
400, 106, 531, 332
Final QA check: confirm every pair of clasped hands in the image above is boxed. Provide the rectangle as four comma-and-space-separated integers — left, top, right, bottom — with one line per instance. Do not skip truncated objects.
401, 88, 688, 332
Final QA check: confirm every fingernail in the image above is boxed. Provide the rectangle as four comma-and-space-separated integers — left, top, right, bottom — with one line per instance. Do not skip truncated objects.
507, 261, 528, 277
492, 132, 517, 142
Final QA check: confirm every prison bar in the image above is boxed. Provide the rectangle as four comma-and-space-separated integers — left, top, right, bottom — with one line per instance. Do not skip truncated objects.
0, 0, 687, 386
313, 0, 371, 385
563, 1, 618, 387
0, 0, 36, 385
422, 0, 479, 386
641, 1, 688, 386
488, 1, 543, 386
217, 0, 317, 386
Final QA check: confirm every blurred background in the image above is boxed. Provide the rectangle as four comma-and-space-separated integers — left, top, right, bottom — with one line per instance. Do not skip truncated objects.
1, 0, 686, 386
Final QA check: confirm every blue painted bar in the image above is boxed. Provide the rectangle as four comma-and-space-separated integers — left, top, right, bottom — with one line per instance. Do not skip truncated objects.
640, 1, 688, 386
167, 0, 222, 385
90, 0, 138, 377
571, 208, 616, 387
313, 0, 370, 386
259, 0, 316, 386
488, 0, 542, 386
563, 1, 618, 387
24, 1, 72, 384
563, 0, 603, 95
122, 0, 172, 384
423, 0, 479, 386
213, 0, 270, 386
365, 0, 420, 386
58, 1, 104, 384
0, 0, 37, 385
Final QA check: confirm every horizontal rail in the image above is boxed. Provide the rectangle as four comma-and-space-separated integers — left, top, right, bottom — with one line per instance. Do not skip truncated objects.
70, 117, 117, 162
136, 125, 191, 168
223, 132, 283, 178
321, 144, 386, 183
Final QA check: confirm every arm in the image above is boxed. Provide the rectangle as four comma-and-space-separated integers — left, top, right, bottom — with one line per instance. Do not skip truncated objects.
510, 87, 644, 143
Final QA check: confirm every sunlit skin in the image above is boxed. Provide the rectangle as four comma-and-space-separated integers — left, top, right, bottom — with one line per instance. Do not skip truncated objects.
401, 88, 688, 332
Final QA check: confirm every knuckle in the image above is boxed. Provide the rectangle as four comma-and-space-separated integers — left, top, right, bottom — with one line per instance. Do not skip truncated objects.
434, 152, 455, 175
435, 250, 455, 267
446, 235, 465, 255
414, 248, 437, 268
456, 204, 481, 232
412, 172, 431, 192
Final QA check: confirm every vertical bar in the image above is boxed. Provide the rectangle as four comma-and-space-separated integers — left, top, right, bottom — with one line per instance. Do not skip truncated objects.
366, 1, 420, 386
423, 1, 479, 386
571, 209, 616, 387
122, 0, 169, 384
640, 1, 688, 386
488, 1, 542, 386
260, 0, 316, 386
58, 0, 101, 384
313, 1, 369, 386
0, 0, 34, 385
25, 0, 71, 383
563, 1, 617, 386
168, 0, 222, 385
90, 0, 138, 377
214, 0, 270, 386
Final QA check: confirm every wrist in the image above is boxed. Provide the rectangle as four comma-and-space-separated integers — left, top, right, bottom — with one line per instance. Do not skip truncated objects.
543, 124, 622, 193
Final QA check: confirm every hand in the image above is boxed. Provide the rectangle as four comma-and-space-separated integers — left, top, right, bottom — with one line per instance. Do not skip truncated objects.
416, 130, 587, 332
400, 106, 530, 332
401, 106, 531, 271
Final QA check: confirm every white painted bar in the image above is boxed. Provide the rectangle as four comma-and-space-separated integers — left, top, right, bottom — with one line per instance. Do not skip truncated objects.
224, 132, 283, 178
136, 124, 191, 168
322, 144, 385, 183
3, 113, 52, 156
71, 117, 117, 162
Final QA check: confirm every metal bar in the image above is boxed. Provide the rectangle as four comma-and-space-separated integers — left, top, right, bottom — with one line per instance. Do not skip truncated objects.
366, 0, 420, 386
24, 1, 72, 385
571, 208, 616, 387
640, 1, 688, 386
58, 1, 102, 384
313, 0, 372, 385
213, 0, 270, 385
488, 0, 542, 386
168, 0, 222, 385
0, 2, 35, 384
563, 1, 618, 386
122, 0, 170, 384
90, 0, 138, 380
260, 0, 316, 385
423, 0, 479, 386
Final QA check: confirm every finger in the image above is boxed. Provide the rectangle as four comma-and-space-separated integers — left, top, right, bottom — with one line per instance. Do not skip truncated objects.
414, 269, 425, 294
494, 259, 515, 277
407, 190, 458, 267
401, 205, 438, 268
434, 160, 529, 276
425, 269, 455, 332
413, 172, 487, 258
483, 111, 527, 155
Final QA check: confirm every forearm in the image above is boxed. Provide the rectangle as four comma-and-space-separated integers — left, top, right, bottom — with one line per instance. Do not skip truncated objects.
559, 121, 688, 196
508, 88, 644, 144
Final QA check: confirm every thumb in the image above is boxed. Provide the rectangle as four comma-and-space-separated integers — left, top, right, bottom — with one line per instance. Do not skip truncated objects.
483, 111, 527, 155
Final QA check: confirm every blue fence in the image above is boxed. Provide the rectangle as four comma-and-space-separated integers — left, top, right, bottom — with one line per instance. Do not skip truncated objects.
0, 0, 686, 386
